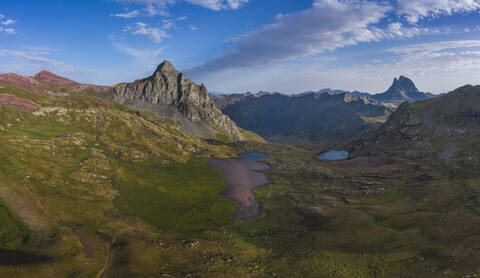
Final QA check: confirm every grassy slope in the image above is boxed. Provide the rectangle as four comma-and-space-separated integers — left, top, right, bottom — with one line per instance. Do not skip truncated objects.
0, 85, 479, 277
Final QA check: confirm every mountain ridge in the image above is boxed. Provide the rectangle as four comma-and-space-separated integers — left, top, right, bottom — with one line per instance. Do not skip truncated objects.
113, 60, 247, 140
371, 75, 433, 104
213, 90, 393, 145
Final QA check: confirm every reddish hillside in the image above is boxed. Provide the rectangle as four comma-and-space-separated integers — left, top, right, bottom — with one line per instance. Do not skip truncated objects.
0, 73, 44, 93
33, 71, 79, 88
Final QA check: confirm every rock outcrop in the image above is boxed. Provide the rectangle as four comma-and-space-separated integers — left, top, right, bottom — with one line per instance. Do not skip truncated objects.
113, 60, 243, 140
351, 85, 480, 167
372, 76, 432, 104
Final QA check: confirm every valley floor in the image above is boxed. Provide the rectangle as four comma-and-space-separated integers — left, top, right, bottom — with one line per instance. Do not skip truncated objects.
0, 86, 480, 278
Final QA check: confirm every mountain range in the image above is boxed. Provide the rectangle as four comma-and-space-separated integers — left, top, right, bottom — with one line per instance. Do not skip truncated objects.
0, 61, 260, 142
1, 62, 480, 277
293, 76, 435, 104
211, 75, 437, 145
212, 91, 393, 145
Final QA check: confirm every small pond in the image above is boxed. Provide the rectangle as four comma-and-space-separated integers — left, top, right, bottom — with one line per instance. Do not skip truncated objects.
207, 152, 270, 220
317, 150, 349, 160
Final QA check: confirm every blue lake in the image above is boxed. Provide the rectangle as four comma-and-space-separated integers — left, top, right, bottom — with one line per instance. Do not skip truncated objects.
317, 150, 349, 160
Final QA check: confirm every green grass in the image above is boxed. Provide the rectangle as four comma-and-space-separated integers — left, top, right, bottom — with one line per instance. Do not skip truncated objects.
113, 158, 236, 233
0, 199, 29, 250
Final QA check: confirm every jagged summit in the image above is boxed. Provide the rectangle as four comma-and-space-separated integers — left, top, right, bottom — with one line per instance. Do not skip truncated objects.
372, 75, 430, 104
396, 75, 419, 93
388, 76, 419, 95
154, 60, 177, 74
113, 61, 244, 140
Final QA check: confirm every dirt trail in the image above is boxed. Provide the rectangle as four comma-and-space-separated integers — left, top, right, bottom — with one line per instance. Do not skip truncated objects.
96, 242, 113, 278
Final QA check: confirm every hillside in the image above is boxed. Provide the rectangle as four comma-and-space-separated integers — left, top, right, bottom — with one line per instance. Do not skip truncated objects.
113, 61, 250, 141
351, 85, 480, 170
1, 72, 480, 277
213, 91, 393, 146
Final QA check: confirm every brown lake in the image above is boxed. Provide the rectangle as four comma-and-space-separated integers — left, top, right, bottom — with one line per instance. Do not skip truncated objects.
207, 152, 270, 220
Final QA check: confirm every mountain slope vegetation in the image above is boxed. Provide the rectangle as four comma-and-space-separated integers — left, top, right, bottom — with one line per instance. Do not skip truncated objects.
0, 68, 479, 277
213, 92, 393, 146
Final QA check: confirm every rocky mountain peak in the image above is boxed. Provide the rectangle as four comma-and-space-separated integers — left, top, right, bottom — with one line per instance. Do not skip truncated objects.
372, 75, 429, 104
113, 61, 244, 141
154, 60, 177, 75
397, 75, 419, 93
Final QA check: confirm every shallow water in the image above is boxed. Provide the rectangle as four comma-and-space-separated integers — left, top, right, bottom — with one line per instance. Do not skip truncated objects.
317, 150, 349, 160
207, 152, 270, 220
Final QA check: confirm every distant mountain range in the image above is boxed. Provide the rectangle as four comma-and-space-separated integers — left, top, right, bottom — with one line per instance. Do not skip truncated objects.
293, 89, 372, 98
211, 76, 436, 145
293, 76, 436, 105
211, 91, 393, 146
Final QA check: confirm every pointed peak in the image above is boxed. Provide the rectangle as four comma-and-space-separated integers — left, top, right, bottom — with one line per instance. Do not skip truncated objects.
398, 75, 413, 84
155, 60, 178, 74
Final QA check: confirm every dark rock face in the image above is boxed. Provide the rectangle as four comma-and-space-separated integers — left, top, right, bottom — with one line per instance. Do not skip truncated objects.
212, 91, 393, 145
351, 85, 480, 168
113, 60, 243, 140
372, 76, 431, 104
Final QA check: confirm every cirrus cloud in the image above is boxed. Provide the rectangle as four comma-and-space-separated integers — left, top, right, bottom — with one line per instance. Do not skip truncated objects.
115, 0, 249, 16
111, 10, 140, 18
397, 0, 480, 23
124, 22, 169, 43
186, 0, 399, 77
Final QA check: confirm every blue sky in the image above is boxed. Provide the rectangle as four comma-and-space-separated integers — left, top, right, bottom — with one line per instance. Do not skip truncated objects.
1, 0, 480, 94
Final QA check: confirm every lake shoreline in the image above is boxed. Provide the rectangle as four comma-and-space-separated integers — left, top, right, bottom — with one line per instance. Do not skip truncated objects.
208, 152, 270, 220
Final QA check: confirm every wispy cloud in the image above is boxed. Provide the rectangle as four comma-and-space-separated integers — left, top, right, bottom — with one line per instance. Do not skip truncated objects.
111, 38, 163, 66
115, 0, 249, 16
187, 0, 393, 76
0, 13, 17, 34
124, 22, 169, 43
185, 0, 249, 10
111, 10, 140, 18
397, 0, 480, 23
186, 0, 464, 79
196, 40, 480, 95
1, 19, 16, 25
387, 40, 480, 54
0, 27, 15, 34
0, 48, 115, 83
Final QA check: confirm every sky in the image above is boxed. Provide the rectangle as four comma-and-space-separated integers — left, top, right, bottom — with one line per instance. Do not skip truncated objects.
1, 0, 480, 94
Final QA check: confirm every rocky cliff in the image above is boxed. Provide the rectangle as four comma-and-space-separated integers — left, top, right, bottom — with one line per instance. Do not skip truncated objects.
372, 76, 432, 104
113, 60, 244, 140
351, 85, 480, 168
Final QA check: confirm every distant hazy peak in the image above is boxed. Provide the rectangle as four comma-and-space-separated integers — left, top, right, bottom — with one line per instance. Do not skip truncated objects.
393, 75, 419, 93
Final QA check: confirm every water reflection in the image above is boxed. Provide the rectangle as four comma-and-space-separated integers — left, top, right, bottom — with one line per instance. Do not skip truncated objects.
208, 152, 270, 220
